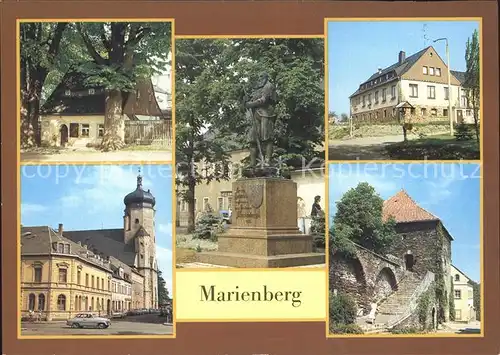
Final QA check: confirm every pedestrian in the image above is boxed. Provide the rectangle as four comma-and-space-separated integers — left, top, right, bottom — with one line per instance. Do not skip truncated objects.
310, 195, 322, 217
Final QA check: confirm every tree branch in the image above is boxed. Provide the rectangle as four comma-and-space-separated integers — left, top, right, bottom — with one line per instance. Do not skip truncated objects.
76, 23, 107, 65
126, 25, 152, 49
100, 23, 112, 53
48, 23, 68, 58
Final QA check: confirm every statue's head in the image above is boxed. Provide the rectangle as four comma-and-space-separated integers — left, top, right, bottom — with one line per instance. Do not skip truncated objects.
257, 72, 269, 87
314, 195, 321, 203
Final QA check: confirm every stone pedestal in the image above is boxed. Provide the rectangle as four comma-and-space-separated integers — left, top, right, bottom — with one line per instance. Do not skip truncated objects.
197, 178, 325, 268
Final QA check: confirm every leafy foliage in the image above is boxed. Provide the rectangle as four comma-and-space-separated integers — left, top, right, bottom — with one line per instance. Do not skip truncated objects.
417, 290, 431, 329
310, 212, 326, 249
464, 29, 480, 144
329, 291, 357, 325
449, 278, 456, 321
157, 270, 170, 305
469, 280, 481, 321
454, 123, 474, 141
330, 323, 364, 334
390, 326, 425, 334
332, 182, 397, 254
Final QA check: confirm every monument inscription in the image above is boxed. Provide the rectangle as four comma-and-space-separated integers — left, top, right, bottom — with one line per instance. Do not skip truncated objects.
234, 186, 261, 223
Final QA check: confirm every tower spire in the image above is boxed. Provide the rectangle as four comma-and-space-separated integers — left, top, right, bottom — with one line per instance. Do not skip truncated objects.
137, 167, 143, 188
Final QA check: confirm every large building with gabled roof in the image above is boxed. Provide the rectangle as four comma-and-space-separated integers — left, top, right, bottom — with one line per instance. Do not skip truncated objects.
349, 46, 476, 125
20, 173, 159, 320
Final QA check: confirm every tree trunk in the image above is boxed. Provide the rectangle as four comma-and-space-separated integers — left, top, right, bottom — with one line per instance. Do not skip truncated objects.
101, 89, 126, 151
472, 89, 480, 145
187, 174, 196, 233
20, 63, 45, 148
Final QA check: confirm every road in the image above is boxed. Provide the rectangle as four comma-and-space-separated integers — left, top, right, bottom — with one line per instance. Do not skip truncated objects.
21, 150, 172, 163
21, 314, 173, 336
328, 135, 410, 160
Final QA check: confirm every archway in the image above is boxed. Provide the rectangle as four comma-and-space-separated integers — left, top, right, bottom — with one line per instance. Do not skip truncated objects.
60, 124, 69, 147
374, 267, 398, 301
404, 252, 415, 271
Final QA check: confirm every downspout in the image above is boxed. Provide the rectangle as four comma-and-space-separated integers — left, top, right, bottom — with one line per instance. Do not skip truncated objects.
47, 227, 54, 321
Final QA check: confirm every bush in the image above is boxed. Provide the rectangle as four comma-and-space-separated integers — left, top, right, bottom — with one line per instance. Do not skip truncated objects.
329, 292, 357, 325
193, 213, 224, 241
417, 291, 431, 329
330, 323, 364, 334
454, 123, 474, 141
390, 326, 424, 334
310, 213, 325, 249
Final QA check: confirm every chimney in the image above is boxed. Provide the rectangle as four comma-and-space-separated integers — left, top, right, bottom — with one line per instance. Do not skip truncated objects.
378, 67, 382, 74
58, 223, 63, 236
398, 51, 406, 64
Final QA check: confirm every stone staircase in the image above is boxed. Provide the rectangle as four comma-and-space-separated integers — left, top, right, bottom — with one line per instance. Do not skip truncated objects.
375, 271, 421, 325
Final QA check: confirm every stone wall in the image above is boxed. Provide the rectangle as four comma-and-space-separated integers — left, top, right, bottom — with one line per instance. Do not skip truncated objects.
392, 284, 439, 331
387, 221, 452, 321
353, 105, 450, 125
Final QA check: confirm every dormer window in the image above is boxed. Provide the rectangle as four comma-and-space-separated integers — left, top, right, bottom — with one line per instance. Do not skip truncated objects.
65, 90, 71, 96
57, 243, 64, 253
88, 88, 95, 95
135, 218, 140, 224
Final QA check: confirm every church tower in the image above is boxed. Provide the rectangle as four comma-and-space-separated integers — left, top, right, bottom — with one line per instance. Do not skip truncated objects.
123, 171, 158, 309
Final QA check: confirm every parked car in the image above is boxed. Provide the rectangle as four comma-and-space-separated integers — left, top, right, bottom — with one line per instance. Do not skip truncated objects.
66, 313, 111, 329
219, 210, 232, 224
111, 311, 125, 319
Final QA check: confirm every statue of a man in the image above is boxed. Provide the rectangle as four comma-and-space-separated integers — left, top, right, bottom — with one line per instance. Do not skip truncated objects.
244, 72, 277, 168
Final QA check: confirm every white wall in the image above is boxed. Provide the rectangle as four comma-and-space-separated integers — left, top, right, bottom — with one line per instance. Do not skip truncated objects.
400, 79, 461, 108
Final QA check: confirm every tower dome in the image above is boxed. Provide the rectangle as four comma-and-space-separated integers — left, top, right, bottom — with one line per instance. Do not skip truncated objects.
124, 173, 156, 208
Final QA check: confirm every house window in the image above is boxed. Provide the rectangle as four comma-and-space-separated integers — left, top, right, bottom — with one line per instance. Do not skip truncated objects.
368, 94, 372, 105
38, 294, 45, 311
391, 85, 396, 99
455, 309, 462, 321
96, 277, 100, 289
466, 109, 471, 116
65, 90, 71, 96
218, 197, 224, 211
435, 68, 441, 76
228, 197, 233, 210
34, 266, 42, 283
429, 67, 435, 76
203, 197, 210, 212
108, 280, 110, 290
98, 124, 105, 137
455, 274, 460, 281
362, 96, 366, 107
421, 108, 427, 116
382, 88, 387, 102
454, 290, 462, 299
69, 123, 79, 138
427, 86, 436, 99
411, 108, 416, 115
58, 268, 67, 283
443, 109, 449, 117
57, 294, 66, 310
409, 84, 418, 98
28, 293, 36, 311
444, 87, 449, 100
81, 124, 90, 137
140, 254, 144, 259
88, 88, 95, 95
92, 275, 95, 288
85, 273, 89, 287
101, 278, 104, 290
462, 96, 468, 107
57, 243, 64, 253
64, 244, 70, 254
383, 110, 387, 118
423, 66, 428, 75
77, 270, 81, 285
374, 91, 379, 103
431, 108, 437, 116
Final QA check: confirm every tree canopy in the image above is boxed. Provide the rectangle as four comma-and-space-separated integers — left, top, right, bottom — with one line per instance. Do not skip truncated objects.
331, 182, 397, 254
157, 270, 170, 305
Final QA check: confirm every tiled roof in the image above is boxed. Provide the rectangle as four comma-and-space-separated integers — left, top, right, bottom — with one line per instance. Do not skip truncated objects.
382, 190, 439, 223
350, 47, 431, 98
451, 70, 466, 85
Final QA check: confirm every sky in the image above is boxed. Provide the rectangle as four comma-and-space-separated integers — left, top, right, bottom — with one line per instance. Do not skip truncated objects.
327, 20, 480, 115
21, 164, 174, 294
329, 163, 481, 283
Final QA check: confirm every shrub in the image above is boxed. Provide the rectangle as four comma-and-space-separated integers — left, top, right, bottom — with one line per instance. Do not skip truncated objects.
330, 323, 364, 334
417, 291, 431, 329
329, 292, 357, 325
193, 213, 224, 241
310, 213, 325, 249
390, 326, 424, 334
454, 123, 474, 141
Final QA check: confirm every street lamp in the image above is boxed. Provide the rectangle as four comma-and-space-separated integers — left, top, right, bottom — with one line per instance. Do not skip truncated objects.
434, 38, 453, 136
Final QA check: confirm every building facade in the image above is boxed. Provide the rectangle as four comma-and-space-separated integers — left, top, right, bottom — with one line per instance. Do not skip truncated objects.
40, 68, 172, 148
349, 46, 476, 125
21, 174, 160, 320
451, 264, 476, 322
176, 149, 325, 234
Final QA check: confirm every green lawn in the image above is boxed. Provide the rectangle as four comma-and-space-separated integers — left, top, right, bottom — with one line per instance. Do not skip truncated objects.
121, 145, 172, 152
385, 135, 480, 160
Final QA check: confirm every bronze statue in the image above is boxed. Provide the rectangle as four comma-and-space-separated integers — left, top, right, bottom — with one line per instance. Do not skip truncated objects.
244, 72, 277, 169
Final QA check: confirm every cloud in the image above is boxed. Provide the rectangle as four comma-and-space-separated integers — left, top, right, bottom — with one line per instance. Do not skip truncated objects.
156, 245, 173, 294
158, 223, 173, 237
21, 203, 48, 215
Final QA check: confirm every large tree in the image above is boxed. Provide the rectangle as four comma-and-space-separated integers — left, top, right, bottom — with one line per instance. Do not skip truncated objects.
75, 22, 171, 151
464, 29, 480, 145
332, 182, 397, 254
157, 270, 170, 305
20, 22, 68, 147
175, 38, 325, 232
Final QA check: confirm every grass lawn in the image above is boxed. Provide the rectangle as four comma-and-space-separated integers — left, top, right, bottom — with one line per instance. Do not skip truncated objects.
385, 135, 480, 160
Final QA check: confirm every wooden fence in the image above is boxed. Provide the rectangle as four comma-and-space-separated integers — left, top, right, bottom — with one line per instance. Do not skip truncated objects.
124, 120, 172, 146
